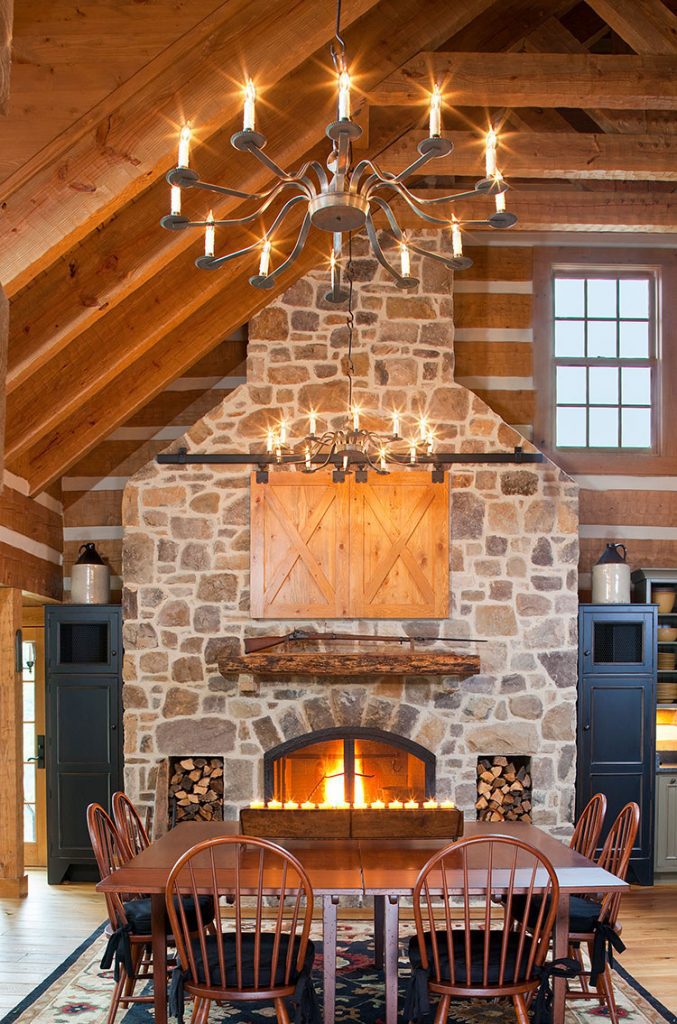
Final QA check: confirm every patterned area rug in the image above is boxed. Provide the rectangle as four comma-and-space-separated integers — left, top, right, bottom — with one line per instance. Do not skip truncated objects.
2, 923, 675, 1024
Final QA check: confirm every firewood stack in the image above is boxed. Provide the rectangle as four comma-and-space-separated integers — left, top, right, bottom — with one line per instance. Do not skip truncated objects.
169, 757, 224, 823
475, 756, 532, 822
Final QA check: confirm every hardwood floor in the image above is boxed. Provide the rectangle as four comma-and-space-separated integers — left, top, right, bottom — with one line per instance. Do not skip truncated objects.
0, 873, 675, 1016
0, 870, 105, 1014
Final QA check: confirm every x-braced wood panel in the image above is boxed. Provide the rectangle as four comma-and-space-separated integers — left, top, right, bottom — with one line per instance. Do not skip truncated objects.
250, 472, 449, 620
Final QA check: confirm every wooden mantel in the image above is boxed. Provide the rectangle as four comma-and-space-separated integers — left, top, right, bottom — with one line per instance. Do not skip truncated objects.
218, 650, 480, 679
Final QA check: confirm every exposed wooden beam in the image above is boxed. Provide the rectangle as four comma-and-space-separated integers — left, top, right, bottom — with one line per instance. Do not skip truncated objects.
390, 187, 677, 232
379, 129, 677, 180
0, 588, 27, 898
5, 0, 494, 468
438, 0, 577, 52
584, 0, 677, 54
13, 244, 323, 495
369, 53, 677, 108
0, 0, 11, 115
0, 0, 380, 294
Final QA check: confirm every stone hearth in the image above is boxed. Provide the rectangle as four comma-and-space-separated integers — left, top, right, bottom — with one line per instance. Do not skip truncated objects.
121, 231, 579, 836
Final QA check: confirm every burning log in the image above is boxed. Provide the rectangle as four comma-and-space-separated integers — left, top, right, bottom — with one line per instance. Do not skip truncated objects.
475, 756, 532, 823
170, 757, 224, 823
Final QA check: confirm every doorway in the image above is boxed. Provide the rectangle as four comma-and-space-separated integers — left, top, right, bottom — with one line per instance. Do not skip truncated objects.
22, 607, 46, 867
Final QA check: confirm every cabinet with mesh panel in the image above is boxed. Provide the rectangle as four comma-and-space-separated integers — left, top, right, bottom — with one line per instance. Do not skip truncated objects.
577, 605, 656, 885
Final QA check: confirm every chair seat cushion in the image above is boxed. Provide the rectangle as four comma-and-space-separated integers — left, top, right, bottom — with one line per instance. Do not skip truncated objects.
123, 895, 214, 935
189, 932, 316, 989
511, 894, 602, 935
408, 929, 536, 986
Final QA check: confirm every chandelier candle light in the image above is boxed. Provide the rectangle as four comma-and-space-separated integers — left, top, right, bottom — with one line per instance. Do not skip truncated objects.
161, 0, 517, 300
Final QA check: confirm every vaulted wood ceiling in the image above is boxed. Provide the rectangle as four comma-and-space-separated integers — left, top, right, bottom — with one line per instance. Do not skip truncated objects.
1, 0, 676, 495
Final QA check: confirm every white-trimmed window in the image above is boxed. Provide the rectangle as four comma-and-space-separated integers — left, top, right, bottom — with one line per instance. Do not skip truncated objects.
553, 273, 656, 450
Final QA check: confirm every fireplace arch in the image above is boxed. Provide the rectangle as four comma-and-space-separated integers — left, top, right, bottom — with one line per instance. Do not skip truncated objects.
263, 727, 436, 805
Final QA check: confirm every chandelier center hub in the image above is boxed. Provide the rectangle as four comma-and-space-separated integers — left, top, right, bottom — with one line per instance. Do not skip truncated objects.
309, 192, 369, 232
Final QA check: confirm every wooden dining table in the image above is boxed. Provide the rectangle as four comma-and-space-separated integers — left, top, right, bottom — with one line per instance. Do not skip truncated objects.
97, 818, 628, 1024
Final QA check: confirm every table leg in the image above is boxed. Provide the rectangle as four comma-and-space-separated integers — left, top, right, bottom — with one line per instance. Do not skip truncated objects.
151, 891, 168, 1024
384, 895, 400, 1024
552, 892, 570, 1024
322, 894, 338, 1024
373, 894, 385, 970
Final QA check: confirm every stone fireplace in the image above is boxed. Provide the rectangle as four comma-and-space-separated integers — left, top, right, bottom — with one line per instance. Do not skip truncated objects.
121, 231, 579, 837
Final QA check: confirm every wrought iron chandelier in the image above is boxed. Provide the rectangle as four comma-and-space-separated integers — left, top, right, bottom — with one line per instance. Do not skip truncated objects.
161, 1, 517, 301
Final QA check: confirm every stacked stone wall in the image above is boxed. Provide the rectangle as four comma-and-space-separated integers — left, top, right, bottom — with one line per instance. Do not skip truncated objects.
121, 232, 579, 835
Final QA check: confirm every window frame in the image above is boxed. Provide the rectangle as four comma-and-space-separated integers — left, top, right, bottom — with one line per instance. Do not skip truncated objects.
533, 248, 675, 475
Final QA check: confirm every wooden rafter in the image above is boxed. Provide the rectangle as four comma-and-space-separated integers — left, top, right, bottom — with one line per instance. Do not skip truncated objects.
0, 0, 11, 115
369, 53, 677, 108
378, 130, 677, 180
390, 188, 677, 233
0, 0, 380, 294
584, 0, 677, 54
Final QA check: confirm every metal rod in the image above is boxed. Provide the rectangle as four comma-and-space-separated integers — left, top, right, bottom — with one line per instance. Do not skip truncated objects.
157, 447, 544, 466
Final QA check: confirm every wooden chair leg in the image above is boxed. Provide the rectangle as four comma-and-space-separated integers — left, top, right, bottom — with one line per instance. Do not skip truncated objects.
434, 994, 451, 1024
122, 943, 141, 1000
189, 997, 204, 1023
589, 941, 605, 1005
105, 970, 126, 1024
198, 998, 212, 1024
597, 964, 620, 1024
570, 944, 589, 993
275, 997, 291, 1024
513, 994, 530, 1024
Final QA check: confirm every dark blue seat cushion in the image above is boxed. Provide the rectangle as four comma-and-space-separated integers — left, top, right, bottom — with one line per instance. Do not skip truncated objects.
511, 894, 602, 934
188, 932, 316, 989
408, 929, 536, 986
123, 895, 214, 935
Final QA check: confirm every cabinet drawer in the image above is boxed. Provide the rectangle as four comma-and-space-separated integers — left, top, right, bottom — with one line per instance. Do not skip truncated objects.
655, 774, 677, 872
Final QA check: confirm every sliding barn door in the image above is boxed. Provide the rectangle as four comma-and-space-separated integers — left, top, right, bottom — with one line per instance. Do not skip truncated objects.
350, 473, 449, 618
250, 472, 449, 619
250, 474, 350, 618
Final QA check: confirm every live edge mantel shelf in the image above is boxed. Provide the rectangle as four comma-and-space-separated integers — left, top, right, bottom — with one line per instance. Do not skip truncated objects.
218, 651, 481, 678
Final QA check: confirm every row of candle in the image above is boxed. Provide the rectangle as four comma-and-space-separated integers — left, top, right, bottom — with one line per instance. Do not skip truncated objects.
249, 799, 455, 810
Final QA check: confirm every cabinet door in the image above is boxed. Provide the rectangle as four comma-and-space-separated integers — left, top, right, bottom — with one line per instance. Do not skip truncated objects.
577, 674, 654, 875
46, 675, 121, 872
47, 607, 121, 675
580, 608, 655, 676
655, 774, 677, 872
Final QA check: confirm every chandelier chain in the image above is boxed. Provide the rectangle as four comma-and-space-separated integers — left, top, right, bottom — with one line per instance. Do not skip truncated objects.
330, 0, 346, 73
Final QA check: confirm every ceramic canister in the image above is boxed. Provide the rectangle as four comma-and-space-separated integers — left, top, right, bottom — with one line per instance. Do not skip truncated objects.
70, 543, 111, 604
591, 543, 631, 604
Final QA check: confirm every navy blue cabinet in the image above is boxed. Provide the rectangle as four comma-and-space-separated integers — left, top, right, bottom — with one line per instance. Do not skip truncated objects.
577, 604, 656, 886
45, 606, 123, 883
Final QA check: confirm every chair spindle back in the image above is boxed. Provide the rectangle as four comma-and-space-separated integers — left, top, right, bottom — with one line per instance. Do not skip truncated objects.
113, 791, 150, 860
413, 835, 559, 992
86, 802, 135, 929
570, 793, 607, 861
596, 802, 640, 926
165, 835, 314, 996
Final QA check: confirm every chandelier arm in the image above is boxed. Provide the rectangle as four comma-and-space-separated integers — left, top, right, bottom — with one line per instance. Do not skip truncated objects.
364, 212, 411, 287
191, 181, 311, 229
203, 195, 308, 269
186, 179, 273, 202
350, 159, 397, 193
242, 140, 299, 182
296, 160, 329, 193
371, 187, 454, 227
369, 178, 483, 206
370, 207, 458, 270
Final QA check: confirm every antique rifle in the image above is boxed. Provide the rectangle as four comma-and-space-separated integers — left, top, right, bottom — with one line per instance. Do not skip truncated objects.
244, 630, 486, 654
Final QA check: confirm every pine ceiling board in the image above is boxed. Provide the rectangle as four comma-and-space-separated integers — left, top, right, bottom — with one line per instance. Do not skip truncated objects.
0, 0, 380, 295
0, 0, 11, 115
2, 0, 230, 181
438, 0, 577, 52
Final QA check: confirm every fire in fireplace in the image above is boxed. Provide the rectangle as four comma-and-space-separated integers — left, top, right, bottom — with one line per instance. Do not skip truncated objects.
264, 728, 435, 806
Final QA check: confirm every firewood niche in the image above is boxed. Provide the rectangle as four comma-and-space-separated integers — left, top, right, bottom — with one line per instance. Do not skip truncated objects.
218, 638, 481, 680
